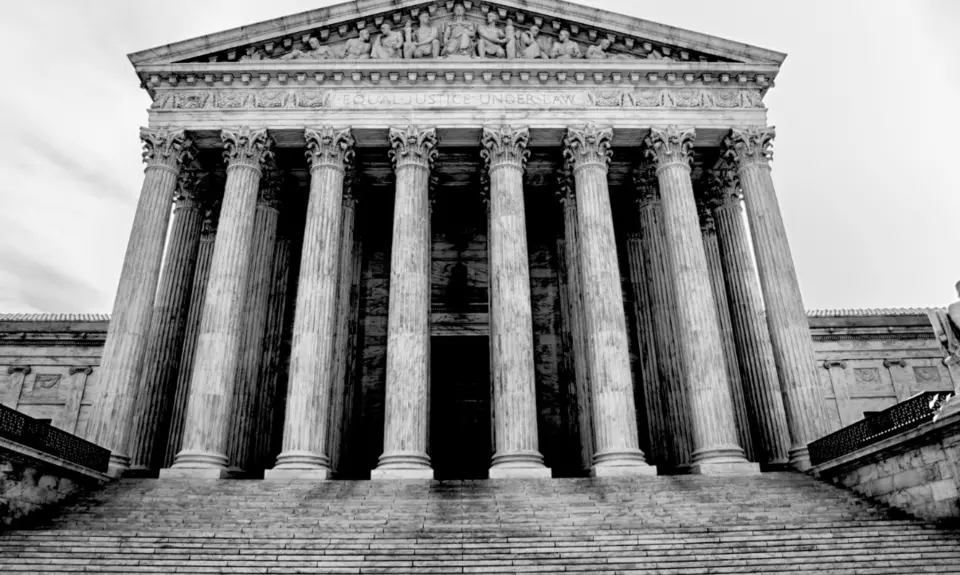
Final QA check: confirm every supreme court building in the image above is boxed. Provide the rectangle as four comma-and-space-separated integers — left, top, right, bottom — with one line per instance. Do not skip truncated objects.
84, 0, 829, 481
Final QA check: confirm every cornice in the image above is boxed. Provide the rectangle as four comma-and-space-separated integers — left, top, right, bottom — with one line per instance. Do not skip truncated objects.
128, 0, 785, 68
138, 60, 777, 97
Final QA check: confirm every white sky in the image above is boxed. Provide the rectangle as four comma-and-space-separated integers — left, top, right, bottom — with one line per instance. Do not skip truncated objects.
0, 0, 957, 314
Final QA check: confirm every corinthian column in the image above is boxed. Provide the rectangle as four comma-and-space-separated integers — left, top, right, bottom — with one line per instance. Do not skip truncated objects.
696, 197, 755, 462
163, 127, 273, 479
88, 128, 193, 475
563, 124, 655, 477
710, 165, 791, 466
634, 172, 693, 471
644, 126, 757, 475
724, 127, 827, 470
227, 164, 282, 472
164, 204, 219, 468
267, 127, 354, 480
481, 126, 550, 479
372, 126, 437, 480
128, 169, 206, 473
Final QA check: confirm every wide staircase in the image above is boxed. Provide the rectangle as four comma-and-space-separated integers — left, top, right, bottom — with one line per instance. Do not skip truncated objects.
1, 472, 959, 574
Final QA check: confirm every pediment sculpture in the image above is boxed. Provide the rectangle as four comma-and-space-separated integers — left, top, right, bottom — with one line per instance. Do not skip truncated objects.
229, 3, 685, 63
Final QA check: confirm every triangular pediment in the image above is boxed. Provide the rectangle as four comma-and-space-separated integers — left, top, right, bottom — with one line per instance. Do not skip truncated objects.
129, 0, 785, 68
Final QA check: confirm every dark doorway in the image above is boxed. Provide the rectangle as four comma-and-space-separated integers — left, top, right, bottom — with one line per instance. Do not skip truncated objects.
430, 336, 491, 480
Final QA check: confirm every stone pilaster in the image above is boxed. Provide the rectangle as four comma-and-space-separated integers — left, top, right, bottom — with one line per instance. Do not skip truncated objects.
127, 170, 206, 474
559, 188, 594, 472
724, 126, 827, 470
164, 127, 274, 479
625, 234, 667, 467
372, 126, 438, 480
2, 366, 30, 408
327, 188, 358, 476
710, 166, 791, 466
227, 164, 282, 472
163, 205, 218, 468
644, 126, 757, 475
563, 124, 655, 477
481, 126, 550, 479
267, 127, 355, 480
634, 173, 693, 470
696, 197, 755, 462
88, 128, 194, 475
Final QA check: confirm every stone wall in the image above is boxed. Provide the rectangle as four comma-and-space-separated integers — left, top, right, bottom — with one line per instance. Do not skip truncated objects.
0, 437, 108, 527
814, 401, 960, 521
0, 315, 107, 438
808, 309, 958, 433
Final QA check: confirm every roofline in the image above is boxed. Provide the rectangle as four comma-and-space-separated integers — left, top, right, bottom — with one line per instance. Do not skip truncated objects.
128, 0, 786, 68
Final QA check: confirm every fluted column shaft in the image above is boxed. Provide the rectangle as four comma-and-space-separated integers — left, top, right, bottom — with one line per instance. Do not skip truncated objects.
166, 127, 273, 478
645, 126, 756, 475
560, 196, 594, 471
725, 127, 827, 470
626, 235, 667, 466
163, 213, 217, 468
563, 125, 654, 477
88, 128, 193, 475
227, 180, 280, 472
252, 235, 292, 468
700, 219, 755, 461
636, 194, 692, 470
481, 126, 549, 479
328, 195, 358, 475
713, 191, 791, 465
128, 175, 205, 472
373, 126, 438, 480
268, 128, 354, 480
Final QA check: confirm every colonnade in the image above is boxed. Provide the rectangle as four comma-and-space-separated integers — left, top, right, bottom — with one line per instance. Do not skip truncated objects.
86, 123, 827, 479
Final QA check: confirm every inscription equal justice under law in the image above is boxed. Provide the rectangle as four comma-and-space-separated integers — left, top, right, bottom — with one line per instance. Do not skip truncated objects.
338, 91, 586, 107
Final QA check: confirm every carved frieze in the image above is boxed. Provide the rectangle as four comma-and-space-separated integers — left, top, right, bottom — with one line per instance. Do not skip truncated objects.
152, 88, 764, 111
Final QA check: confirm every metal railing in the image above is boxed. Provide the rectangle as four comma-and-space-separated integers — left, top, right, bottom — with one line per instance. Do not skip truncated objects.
808, 391, 954, 466
0, 403, 110, 473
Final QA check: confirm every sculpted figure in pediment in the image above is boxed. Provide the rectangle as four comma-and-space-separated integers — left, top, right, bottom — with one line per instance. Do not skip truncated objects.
281, 37, 336, 60
586, 38, 631, 60
550, 30, 582, 60
518, 25, 548, 59
343, 29, 373, 59
240, 46, 265, 61
443, 4, 477, 58
476, 13, 516, 59
404, 13, 441, 59
372, 23, 405, 59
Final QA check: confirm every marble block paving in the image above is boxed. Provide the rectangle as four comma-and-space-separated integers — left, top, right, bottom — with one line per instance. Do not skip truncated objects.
2, 473, 960, 573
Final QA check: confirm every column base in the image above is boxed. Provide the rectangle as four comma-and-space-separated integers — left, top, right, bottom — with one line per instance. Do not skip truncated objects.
273, 450, 331, 470
590, 463, 658, 478
371, 468, 434, 480
264, 468, 331, 481
158, 467, 231, 480
689, 461, 761, 476
789, 445, 812, 472
372, 451, 433, 480
489, 466, 552, 479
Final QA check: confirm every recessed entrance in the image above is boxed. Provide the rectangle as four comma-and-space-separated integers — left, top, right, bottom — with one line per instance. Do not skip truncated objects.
430, 336, 491, 480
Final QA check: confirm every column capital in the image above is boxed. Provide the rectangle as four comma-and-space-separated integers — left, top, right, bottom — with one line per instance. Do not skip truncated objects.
305, 127, 355, 174
221, 127, 274, 172
201, 200, 222, 239
140, 128, 195, 173
707, 161, 742, 208
388, 125, 438, 171
174, 169, 208, 210
563, 124, 613, 174
480, 125, 530, 171
724, 126, 775, 170
644, 126, 695, 171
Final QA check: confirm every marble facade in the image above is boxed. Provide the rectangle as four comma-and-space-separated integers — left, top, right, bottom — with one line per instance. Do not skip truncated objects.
7, 0, 905, 479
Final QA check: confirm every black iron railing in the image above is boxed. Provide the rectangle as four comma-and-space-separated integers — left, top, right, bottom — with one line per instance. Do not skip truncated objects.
808, 391, 954, 466
0, 403, 110, 473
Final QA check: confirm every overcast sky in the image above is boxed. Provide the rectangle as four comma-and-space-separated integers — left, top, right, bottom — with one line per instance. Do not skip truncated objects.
0, 1, 957, 314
